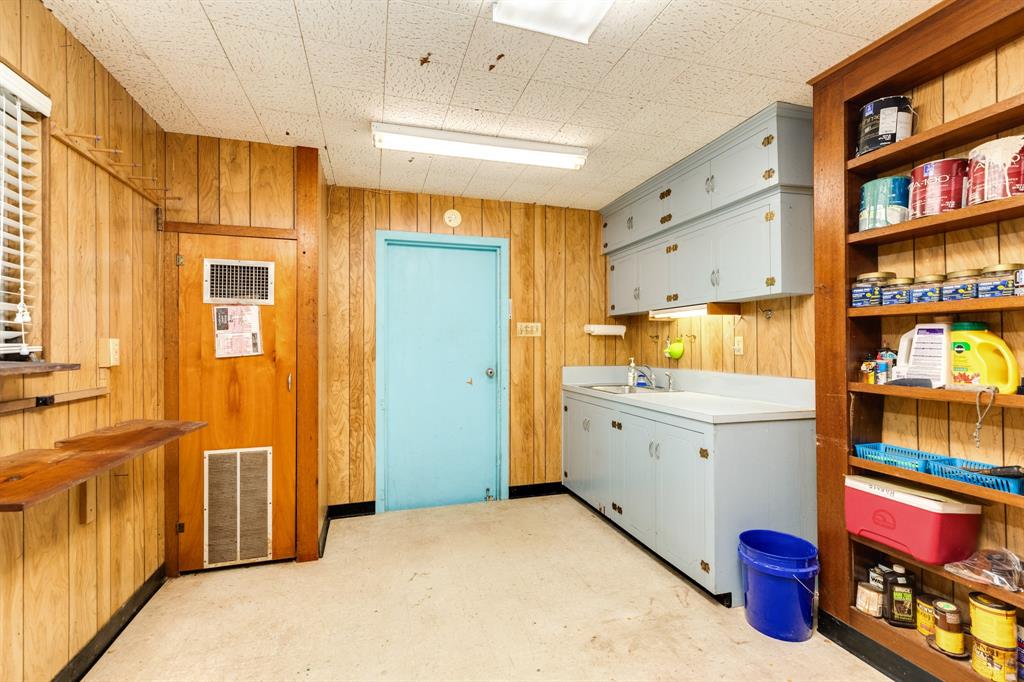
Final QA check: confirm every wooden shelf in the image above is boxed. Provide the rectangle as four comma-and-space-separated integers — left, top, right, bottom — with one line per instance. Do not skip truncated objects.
848, 455, 1024, 508
0, 419, 205, 511
849, 382, 1024, 408
0, 361, 81, 377
847, 92, 1024, 175
847, 609, 972, 680
848, 194, 1024, 246
848, 295, 1024, 317
850, 534, 1024, 609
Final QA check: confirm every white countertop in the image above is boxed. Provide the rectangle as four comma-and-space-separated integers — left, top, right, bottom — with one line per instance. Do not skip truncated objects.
562, 384, 816, 424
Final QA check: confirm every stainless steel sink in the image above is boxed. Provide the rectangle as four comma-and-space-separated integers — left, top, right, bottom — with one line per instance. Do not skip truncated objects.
584, 384, 669, 395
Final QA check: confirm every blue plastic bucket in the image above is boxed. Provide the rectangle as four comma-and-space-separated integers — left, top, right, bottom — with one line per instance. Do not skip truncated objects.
738, 529, 819, 642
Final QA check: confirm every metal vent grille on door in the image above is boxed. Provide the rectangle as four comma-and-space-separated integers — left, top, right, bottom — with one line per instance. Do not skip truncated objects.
204, 447, 272, 568
203, 259, 275, 305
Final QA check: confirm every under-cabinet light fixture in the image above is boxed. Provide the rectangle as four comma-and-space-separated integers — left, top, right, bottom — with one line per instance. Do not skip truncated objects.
491, 0, 614, 44
371, 122, 588, 170
649, 303, 741, 320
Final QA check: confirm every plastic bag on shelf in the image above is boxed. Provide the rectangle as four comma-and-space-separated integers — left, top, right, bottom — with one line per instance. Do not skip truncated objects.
944, 548, 1023, 592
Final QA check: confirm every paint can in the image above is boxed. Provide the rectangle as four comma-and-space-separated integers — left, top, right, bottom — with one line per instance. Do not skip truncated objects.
972, 638, 1017, 682
1016, 624, 1024, 681
968, 136, 1024, 205
855, 581, 884, 617
909, 158, 969, 219
859, 176, 911, 231
857, 95, 914, 156
971, 592, 1018, 649
916, 593, 939, 636
933, 600, 966, 656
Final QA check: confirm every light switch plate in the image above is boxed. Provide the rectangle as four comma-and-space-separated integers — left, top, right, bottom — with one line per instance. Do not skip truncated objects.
733, 336, 744, 356
517, 322, 541, 337
99, 338, 120, 367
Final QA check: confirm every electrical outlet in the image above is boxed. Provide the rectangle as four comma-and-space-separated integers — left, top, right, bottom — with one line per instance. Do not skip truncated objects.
517, 322, 542, 337
99, 338, 121, 367
733, 336, 744, 356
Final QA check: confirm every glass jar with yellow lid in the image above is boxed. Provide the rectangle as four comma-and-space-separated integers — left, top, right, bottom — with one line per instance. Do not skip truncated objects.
911, 274, 944, 304
881, 277, 914, 306
852, 271, 895, 307
941, 269, 981, 301
978, 263, 1023, 298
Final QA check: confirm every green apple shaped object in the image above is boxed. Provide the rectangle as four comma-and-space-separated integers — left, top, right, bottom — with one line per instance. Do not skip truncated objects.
667, 339, 685, 360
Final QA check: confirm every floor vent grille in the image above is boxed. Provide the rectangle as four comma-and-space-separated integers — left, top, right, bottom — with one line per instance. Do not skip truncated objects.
204, 447, 273, 568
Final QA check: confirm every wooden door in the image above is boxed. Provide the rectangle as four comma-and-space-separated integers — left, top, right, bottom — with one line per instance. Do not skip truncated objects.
176, 234, 297, 570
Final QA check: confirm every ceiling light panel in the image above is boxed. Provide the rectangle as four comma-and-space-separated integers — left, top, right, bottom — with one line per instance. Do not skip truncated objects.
491, 0, 614, 44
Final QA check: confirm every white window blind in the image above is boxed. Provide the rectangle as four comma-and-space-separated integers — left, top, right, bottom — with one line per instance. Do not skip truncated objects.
0, 63, 49, 357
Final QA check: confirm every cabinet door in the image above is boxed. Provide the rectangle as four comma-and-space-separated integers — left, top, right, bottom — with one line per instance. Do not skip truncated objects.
563, 398, 589, 500
603, 206, 632, 253
608, 252, 638, 316
631, 192, 663, 241
667, 229, 715, 306
666, 162, 712, 226
618, 413, 657, 547
709, 126, 773, 209
655, 424, 710, 586
588, 405, 613, 514
636, 242, 671, 311
713, 203, 773, 302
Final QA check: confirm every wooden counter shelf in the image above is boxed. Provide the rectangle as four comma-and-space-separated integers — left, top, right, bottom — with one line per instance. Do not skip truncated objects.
848, 456, 1024, 508
849, 382, 1024, 409
0, 360, 81, 376
848, 295, 1024, 317
847, 194, 1024, 246
847, 609, 972, 680
850, 534, 1024, 609
0, 419, 205, 511
846, 91, 1024, 175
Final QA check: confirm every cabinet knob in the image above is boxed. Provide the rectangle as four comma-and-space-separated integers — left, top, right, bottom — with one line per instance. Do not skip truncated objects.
762, 168, 775, 181
764, 210, 776, 222
610, 264, 615, 271
602, 222, 607, 228
765, 276, 776, 287
672, 293, 679, 301
761, 134, 774, 147
699, 447, 709, 459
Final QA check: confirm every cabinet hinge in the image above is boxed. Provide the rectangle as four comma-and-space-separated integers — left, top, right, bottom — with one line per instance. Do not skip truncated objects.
765, 276, 777, 287
700, 560, 710, 573
610, 264, 615, 271
762, 168, 776, 181
761, 134, 774, 147
564, 405, 568, 412
764, 210, 775, 222
699, 447, 709, 459
176, 522, 185, 534
175, 253, 184, 267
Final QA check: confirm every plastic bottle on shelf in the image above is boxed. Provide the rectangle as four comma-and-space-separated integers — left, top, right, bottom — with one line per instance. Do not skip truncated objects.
882, 564, 917, 628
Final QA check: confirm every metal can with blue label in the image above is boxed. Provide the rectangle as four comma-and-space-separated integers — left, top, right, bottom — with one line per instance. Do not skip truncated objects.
860, 176, 912, 231
912, 275, 944, 304
857, 95, 914, 156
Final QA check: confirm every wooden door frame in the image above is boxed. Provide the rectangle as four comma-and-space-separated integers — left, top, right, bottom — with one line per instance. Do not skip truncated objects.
374, 230, 511, 512
162, 146, 320, 575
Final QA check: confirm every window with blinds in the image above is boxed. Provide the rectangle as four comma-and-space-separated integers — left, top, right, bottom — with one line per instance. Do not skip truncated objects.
0, 63, 49, 357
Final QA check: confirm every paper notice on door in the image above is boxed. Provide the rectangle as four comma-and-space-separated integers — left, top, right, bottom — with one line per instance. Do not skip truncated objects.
213, 305, 263, 358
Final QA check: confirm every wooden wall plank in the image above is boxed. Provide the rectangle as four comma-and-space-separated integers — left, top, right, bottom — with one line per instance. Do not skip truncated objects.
453, 197, 482, 236
544, 206, 566, 483
510, 202, 534, 486
0, 511, 23, 682
348, 190, 366, 502
389, 191, 418, 232
23, 493, 69, 681
66, 36, 95, 139
219, 139, 251, 227
68, 482, 98, 652
430, 195, 454, 234
197, 136, 219, 224
0, 0, 20, 68
251, 142, 294, 229
564, 209, 589, 367
164, 133, 198, 223
531, 204, 547, 484
482, 199, 509, 239
326, 187, 351, 505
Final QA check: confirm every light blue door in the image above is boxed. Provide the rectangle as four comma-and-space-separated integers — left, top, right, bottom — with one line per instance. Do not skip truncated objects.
376, 232, 509, 512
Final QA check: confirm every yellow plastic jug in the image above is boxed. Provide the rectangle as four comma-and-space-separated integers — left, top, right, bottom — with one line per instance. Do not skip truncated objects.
950, 322, 1021, 394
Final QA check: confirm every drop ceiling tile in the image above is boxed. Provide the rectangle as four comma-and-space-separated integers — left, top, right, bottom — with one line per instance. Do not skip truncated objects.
443, 107, 508, 135
45, 1, 139, 54
386, 0, 477, 64
511, 80, 587, 123
334, 163, 380, 189
113, 6, 229, 69
258, 109, 325, 147
661, 64, 802, 118
423, 155, 480, 187
218, 26, 310, 80
633, 0, 751, 60
618, 158, 670, 181
595, 50, 686, 98
498, 116, 560, 142
461, 20, 552, 78
382, 96, 450, 128
380, 150, 431, 192
240, 75, 319, 115
306, 40, 385, 94
201, 0, 301, 35
318, 86, 384, 124
405, 0, 483, 15
450, 70, 528, 114
567, 92, 642, 129
161, 64, 247, 111
622, 101, 690, 136
384, 55, 460, 105
588, 0, 670, 47
550, 124, 615, 149
295, 0, 387, 51
463, 160, 524, 198
530, 40, 626, 89
709, 12, 867, 82
502, 180, 555, 204
749, 0, 940, 40
323, 119, 373, 146
327, 140, 381, 185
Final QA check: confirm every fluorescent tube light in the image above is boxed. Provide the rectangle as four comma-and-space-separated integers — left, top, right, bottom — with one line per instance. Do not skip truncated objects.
492, 0, 614, 44
649, 303, 741, 320
371, 122, 588, 170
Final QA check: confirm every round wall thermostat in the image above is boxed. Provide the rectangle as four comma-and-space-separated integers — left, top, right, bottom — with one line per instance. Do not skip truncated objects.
444, 208, 462, 227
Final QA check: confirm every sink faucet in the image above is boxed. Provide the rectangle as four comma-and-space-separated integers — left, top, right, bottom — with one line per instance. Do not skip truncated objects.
636, 364, 656, 388
665, 372, 675, 391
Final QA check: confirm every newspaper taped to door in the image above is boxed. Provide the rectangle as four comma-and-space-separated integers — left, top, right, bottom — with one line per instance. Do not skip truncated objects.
213, 305, 263, 358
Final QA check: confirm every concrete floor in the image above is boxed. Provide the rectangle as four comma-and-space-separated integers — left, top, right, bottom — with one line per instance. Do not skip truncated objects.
87, 495, 883, 681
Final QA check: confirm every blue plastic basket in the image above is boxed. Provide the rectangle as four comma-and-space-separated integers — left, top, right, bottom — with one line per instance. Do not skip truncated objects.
929, 458, 1024, 494
853, 443, 952, 473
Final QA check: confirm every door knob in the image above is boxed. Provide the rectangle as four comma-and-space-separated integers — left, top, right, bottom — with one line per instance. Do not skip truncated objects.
486, 367, 495, 378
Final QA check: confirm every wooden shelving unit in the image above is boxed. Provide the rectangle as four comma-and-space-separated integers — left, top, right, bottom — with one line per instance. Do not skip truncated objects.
0, 361, 81, 376
849, 382, 1024, 408
812, 1, 1024, 677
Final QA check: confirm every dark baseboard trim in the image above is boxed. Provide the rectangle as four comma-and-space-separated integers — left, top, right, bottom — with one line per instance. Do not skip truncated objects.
318, 515, 330, 558
817, 610, 936, 682
509, 482, 566, 499
327, 501, 375, 519
56, 564, 166, 682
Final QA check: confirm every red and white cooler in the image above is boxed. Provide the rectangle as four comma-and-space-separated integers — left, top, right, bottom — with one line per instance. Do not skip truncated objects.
845, 475, 981, 564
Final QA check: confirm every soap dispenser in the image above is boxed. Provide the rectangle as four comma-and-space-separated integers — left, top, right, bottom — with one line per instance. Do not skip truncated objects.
627, 357, 637, 386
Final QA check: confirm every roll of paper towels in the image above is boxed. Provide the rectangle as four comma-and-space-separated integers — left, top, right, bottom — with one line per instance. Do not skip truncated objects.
584, 324, 626, 337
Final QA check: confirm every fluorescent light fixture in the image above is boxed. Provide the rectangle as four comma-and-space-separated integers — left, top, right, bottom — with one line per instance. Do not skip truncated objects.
649, 303, 741, 320
371, 122, 588, 170
492, 0, 613, 44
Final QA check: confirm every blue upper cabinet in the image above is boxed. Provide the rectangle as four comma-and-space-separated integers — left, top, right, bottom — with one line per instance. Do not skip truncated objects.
600, 102, 812, 255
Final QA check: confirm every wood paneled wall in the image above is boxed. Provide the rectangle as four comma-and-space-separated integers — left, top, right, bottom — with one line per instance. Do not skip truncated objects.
876, 36, 1024, 598
0, 1, 167, 679
322, 188, 815, 504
